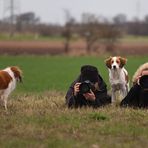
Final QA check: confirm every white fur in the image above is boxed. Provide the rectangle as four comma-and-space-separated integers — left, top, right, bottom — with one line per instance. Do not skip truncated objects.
0, 68, 17, 110
108, 57, 129, 103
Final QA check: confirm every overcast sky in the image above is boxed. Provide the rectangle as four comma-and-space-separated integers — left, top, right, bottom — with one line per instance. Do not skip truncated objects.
0, 0, 148, 24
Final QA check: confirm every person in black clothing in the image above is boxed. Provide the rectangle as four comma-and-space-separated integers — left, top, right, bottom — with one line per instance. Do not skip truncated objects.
120, 62, 148, 108
65, 65, 111, 108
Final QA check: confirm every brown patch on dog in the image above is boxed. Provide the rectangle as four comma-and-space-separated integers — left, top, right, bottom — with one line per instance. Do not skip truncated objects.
119, 57, 127, 68
125, 72, 129, 83
11, 66, 22, 82
0, 71, 12, 89
105, 57, 112, 69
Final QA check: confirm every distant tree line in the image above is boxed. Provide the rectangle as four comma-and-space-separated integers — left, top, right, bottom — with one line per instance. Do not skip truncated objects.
1, 12, 148, 36
1, 12, 148, 53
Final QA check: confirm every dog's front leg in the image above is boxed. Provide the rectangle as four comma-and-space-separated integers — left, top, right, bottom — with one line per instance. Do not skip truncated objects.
1, 95, 8, 110
121, 87, 127, 99
111, 89, 116, 103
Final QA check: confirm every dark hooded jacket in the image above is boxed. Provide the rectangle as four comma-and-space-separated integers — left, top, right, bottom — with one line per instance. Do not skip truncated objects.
120, 75, 148, 108
65, 65, 111, 108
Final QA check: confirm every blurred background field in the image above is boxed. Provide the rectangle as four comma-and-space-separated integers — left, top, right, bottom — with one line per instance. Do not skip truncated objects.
0, 55, 147, 93
0, 0, 148, 56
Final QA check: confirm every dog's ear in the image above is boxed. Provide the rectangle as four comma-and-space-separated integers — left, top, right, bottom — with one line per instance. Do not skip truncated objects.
119, 57, 127, 68
105, 57, 112, 69
11, 66, 23, 83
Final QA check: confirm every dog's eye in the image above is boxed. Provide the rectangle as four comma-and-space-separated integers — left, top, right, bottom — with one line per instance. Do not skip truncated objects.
116, 60, 120, 64
111, 61, 114, 64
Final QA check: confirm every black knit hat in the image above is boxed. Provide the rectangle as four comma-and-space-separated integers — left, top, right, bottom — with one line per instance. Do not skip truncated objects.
80, 65, 99, 82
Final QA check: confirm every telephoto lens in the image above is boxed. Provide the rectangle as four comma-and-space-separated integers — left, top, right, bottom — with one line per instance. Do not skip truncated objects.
79, 80, 95, 94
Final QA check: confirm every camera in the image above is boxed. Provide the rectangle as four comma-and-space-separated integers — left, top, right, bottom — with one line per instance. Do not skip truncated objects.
139, 75, 148, 90
79, 80, 95, 94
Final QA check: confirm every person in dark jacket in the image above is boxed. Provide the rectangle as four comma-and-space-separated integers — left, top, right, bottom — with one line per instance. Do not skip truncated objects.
120, 62, 148, 108
65, 65, 111, 108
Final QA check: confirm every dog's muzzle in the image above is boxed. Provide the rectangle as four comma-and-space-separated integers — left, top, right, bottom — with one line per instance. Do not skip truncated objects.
113, 65, 117, 69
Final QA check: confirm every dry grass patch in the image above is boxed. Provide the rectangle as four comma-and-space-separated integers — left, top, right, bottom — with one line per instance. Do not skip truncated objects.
0, 91, 148, 148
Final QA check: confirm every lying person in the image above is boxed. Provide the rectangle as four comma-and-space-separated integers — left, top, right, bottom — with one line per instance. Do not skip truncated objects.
65, 65, 111, 108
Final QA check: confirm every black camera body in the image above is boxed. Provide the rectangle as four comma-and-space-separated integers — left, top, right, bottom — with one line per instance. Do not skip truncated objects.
79, 80, 95, 94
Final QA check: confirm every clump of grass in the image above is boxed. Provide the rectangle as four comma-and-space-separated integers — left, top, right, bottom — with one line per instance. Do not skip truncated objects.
89, 112, 109, 121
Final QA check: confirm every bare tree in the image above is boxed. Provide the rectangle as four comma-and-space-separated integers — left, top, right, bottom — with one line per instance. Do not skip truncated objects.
100, 24, 121, 54
113, 14, 127, 25
15, 12, 40, 36
144, 15, 148, 24
81, 13, 100, 53
62, 9, 75, 53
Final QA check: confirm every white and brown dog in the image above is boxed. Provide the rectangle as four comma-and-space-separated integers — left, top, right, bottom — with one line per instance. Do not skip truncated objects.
0, 66, 22, 110
105, 56, 129, 103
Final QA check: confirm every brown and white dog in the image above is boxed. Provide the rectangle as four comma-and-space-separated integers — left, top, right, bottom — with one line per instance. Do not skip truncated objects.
105, 56, 129, 103
0, 66, 22, 110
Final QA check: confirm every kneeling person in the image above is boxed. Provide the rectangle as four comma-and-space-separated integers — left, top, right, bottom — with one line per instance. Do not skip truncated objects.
65, 65, 111, 108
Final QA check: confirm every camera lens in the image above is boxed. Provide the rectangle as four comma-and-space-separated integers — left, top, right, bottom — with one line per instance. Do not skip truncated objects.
79, 82, 90, 94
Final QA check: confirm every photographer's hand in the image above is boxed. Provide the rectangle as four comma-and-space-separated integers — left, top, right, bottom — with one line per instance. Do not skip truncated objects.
83, 90, 96, 101
74, 83, 81, 96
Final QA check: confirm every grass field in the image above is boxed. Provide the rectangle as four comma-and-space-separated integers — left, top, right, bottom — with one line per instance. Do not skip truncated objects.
0, 55, 147, 93
0, 55, 148, 148
0, 33, 64, 41
1, 33, 148, 43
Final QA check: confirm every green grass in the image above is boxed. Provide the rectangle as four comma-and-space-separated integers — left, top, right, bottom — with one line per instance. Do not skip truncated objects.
0, 55, 148, 147
119, 35, 148, 43
0, 33, 64, 41
1, 33, 148, 43
0, 55, 147, 93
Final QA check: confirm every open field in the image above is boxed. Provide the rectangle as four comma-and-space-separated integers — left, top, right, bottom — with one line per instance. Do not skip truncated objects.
0, 55, 147, 93
0, 55, 148, 147
0, 35, 148, 55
